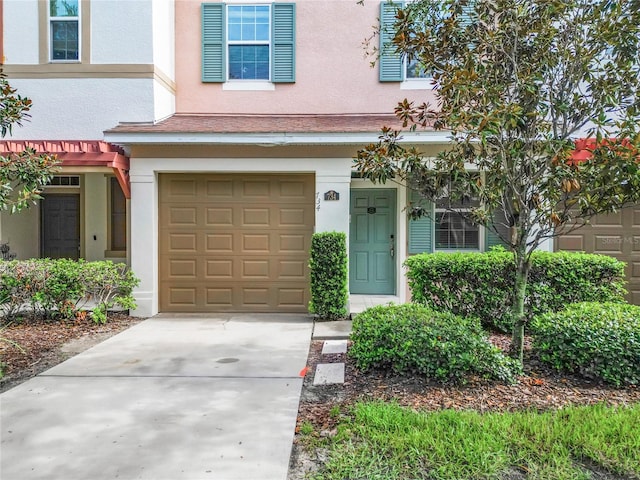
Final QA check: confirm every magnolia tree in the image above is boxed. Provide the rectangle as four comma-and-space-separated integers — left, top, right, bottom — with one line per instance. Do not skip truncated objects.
1, 68, 59, 213
355, 0, 640, 363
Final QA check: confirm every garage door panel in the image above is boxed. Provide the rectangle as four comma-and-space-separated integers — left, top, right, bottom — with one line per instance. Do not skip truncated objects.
168, 207, 198, 226
242, 234, 271, 252
279, 208, 306, 226
242, 180, 271, 198
242, 208, 270, 226
278, 260, 306, 279
168, 259, 198, 279
280, 180, 307, 199
167, 287, 198, 307
278, 288, 306, 306
165, 179, 198, 198
206, 259, 234, 279
591, 211, 623, 226
279, 234, 307, 253
206, 233, 233, 253
205, 179, 234, 198
594, 235, 624, 254
556, 235, 583, 251
159, 173, 313, 312
242, 259, 270, 279
166, 233, 198, 253
206, 207, 233, 226
205, 288, 233, 308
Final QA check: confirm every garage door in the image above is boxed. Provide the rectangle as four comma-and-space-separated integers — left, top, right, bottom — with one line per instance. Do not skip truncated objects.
555, 206, 640, 305
159, 173, 314, 312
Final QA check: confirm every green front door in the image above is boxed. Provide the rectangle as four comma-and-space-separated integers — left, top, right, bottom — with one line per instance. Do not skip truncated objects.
349, 189, 396, 294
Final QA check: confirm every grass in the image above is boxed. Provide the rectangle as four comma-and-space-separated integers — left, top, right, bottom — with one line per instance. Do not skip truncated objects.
308, 401, 640, 480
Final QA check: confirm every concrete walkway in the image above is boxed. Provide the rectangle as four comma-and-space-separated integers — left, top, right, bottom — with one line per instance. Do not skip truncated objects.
0, 314, 313, 480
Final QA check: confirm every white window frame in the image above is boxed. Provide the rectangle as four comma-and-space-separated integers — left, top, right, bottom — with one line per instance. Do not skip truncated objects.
49, 0, 81, 63
226, 4, 271, 83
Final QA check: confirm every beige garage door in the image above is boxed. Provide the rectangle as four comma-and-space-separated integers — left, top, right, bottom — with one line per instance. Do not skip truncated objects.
555, 206, 640, 305
159, 173, 314, 312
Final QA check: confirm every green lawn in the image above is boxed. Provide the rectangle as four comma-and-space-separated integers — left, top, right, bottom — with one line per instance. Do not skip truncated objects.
307, 402, 640, 480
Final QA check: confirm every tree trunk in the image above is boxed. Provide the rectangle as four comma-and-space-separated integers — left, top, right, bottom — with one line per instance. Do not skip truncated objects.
511, 252, 530, 365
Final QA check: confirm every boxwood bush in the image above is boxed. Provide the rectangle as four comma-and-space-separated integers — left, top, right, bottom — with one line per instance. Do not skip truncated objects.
531, 302, 640, 386
350, 304, 521, 384
0, 259, 139, 323
405, 250, 626, 332
309, 231, 348, 320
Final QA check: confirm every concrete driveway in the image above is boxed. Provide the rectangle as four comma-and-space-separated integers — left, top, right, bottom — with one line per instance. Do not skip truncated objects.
0, 314, 313, 480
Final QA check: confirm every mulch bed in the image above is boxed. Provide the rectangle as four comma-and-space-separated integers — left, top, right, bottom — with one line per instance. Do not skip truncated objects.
296, 335, 640, 434
0, 313, 141, 393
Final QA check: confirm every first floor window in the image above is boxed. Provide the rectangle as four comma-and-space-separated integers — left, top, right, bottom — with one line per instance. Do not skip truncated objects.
434, 211, 480, 249
50, 0, 79, 61
433, 175, 481, 250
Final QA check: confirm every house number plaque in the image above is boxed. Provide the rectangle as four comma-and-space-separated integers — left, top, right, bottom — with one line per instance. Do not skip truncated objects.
367, 207, 377, 214
324, 190, 339, 201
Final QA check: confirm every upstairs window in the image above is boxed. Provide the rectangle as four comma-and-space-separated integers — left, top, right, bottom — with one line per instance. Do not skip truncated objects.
228, 5, 270, 80
380, 1, 471, 85
50, 0, 79, 61
202, 2, 296, 84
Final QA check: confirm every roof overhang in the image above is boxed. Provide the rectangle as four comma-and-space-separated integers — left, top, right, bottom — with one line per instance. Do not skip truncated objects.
103, 114, 452, 148
103, 130, 453, 147
0, 140, 131, 198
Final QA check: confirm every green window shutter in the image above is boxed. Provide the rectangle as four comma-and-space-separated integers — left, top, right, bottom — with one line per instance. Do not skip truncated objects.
272, 3, 296, 83
202, 3, 226, 82
379, 1, 403, 82
408, 190, 434, 254
485, 209, 510, 250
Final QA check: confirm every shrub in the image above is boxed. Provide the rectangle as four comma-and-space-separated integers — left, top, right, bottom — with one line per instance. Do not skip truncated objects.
32, 258, 84, 319
77, 261, 139, 323
0, 259, 48, 319
309, 231, 348, 320
350, 304, 521, 384
405, 250, 626, 332
531, 302, 640, 386
0, 259, 139, 323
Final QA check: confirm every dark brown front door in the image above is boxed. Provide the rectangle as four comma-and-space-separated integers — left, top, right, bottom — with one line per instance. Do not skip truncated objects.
41, 194, 80, 259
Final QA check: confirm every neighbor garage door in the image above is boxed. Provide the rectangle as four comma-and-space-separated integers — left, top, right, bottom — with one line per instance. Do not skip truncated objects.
159, 173, 314, 312
555, 206, 640, 305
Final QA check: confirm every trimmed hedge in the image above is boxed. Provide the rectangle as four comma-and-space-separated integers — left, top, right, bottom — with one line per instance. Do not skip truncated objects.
0, 259, 139, 323
350, 304, 521, 384
405, 250, 626, 332
309, 231, 348, 320
532, 302, 640, 386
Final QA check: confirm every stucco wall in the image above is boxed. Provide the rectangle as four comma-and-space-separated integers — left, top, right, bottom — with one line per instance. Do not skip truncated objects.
2, 0, 40, 64
83, 174, 108, 261
8, 78, 158, 139
152, 0, 175, 80
91, 0, 154, 64
0, 206, 40, 260
175, 0, 437, 114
